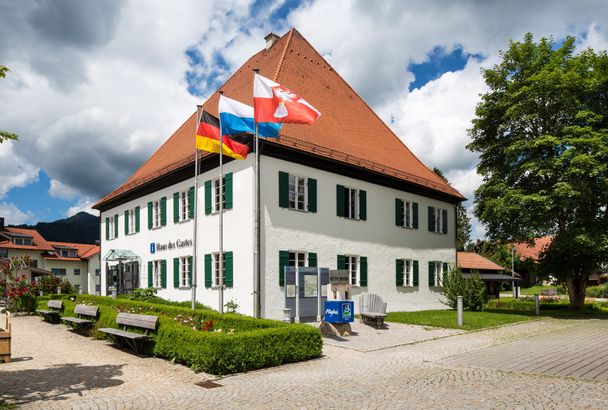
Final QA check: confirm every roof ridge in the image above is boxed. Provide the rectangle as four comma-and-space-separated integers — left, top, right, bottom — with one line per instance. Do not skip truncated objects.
273, 28, 295, 81
282, 30, 452, 192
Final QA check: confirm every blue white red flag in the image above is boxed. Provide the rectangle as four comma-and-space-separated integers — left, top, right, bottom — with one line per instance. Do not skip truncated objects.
219, 95, 282, 138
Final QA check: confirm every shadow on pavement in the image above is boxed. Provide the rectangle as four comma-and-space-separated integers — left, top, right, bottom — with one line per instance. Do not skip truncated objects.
0, 362, 124, 404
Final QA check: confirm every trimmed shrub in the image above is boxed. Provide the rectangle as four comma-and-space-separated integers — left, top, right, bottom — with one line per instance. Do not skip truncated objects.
441, 268, 487, 311
35, 294, 322, 375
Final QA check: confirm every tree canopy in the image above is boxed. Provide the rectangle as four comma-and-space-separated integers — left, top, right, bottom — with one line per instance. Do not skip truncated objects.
467, 33, 608, 307
433, 167, 472, 250
0, 65, 18, 143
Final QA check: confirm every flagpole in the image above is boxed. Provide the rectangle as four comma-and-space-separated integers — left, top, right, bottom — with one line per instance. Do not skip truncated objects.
192, 105, 202, 310
218, 92, 225, 314
253, 68, 261, 318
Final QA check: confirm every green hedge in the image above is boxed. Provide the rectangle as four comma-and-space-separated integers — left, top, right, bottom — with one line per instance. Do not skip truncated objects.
586, 285, 608, 298
36, 294, 322, 375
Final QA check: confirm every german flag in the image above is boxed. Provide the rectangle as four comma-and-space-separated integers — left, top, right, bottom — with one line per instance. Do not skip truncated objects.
196, 111, 252, 160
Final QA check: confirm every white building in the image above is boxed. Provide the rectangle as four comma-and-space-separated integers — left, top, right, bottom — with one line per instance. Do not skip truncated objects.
93, 29, 465, 319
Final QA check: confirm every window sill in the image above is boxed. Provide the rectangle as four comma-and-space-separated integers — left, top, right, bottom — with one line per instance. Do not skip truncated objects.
398, 226, 416, 230
285, 207, 310, 213
178, 286, 191, 290
339, 217, 365, 222
176, 218, 192, 224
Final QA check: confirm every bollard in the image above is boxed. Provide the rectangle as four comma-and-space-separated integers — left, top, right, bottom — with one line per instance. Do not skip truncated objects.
457, 296, 464, 327
56, 286, 61, 294
534, 294, 540, 316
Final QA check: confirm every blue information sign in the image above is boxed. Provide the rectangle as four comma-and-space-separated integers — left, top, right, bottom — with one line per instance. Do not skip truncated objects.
324, 300, 354, 323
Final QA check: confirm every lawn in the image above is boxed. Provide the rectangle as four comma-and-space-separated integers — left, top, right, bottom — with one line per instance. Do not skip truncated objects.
386, 299, 608, 331
519, 285, 566, 295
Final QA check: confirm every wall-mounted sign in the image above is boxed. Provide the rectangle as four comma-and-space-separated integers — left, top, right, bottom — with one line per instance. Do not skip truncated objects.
150, 239, 193, 254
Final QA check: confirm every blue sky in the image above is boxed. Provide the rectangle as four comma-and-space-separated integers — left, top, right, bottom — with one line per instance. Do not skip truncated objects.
0, 0, 607, 241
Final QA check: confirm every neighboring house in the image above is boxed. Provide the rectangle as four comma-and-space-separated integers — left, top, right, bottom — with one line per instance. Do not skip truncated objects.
457, 251, 521, 298
93, 29, 465, 319
0, 218, 101, 294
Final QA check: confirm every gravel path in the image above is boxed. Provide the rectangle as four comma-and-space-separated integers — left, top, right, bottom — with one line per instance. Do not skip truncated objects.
1, 315, 606, 409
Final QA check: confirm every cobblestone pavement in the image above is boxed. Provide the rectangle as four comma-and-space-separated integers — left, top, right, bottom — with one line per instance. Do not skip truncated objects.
1, 315, 607, 409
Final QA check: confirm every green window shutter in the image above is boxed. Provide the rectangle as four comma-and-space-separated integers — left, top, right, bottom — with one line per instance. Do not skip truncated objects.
279, 250, 289, 286
428, 262, 435, 287
124, 210, 129, 235
224, 251, 233, 287
188, 187, 194, 219
147, 261, 153, 288
413, 261, 419, 286
204, 180, 212, 215
337, 254, 346, 270
307, 177, 317, 213
160, 197, 167, 226
412, 202, 419, 229
188, 256, 193, 287
204, 254, 212, 288
105, 218, 110, 240
336, 185, 345, 217
173, 192, 180, 223
428, 206, 435, 231
224, 173, 233, 210
442, 209, 448, 234
359, 256, 368, 286
395, 198, 404, 226
147, 201, 153, 230
442, 262, 449, 285
114, 214, 119, 238
359, 190, 367, 220
135, 206, 140, 233
396, 259, 404, 286
308, 252, 317, 267
278, 171, 289, 208
160, 260, 167, 288
173, 257, 180, 288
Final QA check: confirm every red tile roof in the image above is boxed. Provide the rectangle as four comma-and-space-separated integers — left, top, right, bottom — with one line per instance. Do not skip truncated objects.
457, 252, 505, 272
94, 28, 464, 209
0, 227, 55, 251
47, 241, 100, 260
514, 236, 552, 262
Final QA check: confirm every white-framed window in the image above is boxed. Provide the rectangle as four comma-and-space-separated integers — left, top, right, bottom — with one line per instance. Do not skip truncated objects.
180, 256, 190, 287
213, 179, 226, 213
288, 174, 307, 211
14, 237, 33, 246
404, 201, 413, 229
430, 207, 448, 234
153, 200, 161, 228
345, 187, 359, 219
128, 208, 136, 234
344, 255, 359, 286
153, 260, 162, 288
403, 259, 414, 286
432, 261, 444, 287
95, 269, 100, 276
212, 253, 226, 286
180, 190, 190, 221
60, 249, 77, 258
288, 251, 307, 268
74, 268, 80, 276
51, 268, 66, 276
108, 215, 116, 239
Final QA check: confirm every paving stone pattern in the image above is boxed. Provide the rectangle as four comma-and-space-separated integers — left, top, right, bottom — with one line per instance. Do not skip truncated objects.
1, 316, 607, 409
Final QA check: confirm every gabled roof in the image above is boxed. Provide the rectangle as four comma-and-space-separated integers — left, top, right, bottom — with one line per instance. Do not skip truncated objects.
0, 227, 55, 251
457, 252, 505, 272
514, 236, 552, 262
47, 241, 100, 260
94, 29, 464, 209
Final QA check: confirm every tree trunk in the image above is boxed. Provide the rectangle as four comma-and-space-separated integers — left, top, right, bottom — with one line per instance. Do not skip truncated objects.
565, 274, 588, 309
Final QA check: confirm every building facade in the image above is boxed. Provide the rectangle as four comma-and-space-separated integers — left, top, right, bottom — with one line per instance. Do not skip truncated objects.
0, 218, 101, 294
94, 29, 465, 319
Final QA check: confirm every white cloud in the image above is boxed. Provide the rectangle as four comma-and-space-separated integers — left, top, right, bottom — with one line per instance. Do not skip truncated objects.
49, 179, 78, 200
0, 141, 39, 199
0, 202, 34, 225
67, 197, 100, 218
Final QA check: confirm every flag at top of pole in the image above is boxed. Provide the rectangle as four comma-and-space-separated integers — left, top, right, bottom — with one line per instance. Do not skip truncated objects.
219, 95, 282, 138
253, 73, 320, 125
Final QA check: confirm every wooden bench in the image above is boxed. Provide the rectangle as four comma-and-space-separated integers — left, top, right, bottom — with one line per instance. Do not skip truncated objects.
98, 313, 159, 353
359, 293, 387, 328
0, 312, 11, 363
36, 300, 63, 323
62, 304, 99, 330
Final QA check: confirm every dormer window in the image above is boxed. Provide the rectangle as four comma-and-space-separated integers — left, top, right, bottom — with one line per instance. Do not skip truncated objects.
14, 237, 33, 246
60, 250, 77, 258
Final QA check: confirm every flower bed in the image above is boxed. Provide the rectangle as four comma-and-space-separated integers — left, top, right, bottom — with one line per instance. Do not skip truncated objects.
36, 294, 322, 375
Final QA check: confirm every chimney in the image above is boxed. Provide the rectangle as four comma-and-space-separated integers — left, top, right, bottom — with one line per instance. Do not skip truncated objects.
265, 32, 280, 50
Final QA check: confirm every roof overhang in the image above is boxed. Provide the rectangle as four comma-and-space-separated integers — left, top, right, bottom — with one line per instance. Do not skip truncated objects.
462, 273, 522, 282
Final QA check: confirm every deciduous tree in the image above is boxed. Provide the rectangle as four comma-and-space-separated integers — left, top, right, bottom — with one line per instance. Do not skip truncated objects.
0, 65, 18, 143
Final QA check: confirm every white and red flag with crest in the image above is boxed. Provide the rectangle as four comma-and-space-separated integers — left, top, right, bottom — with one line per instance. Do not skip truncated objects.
253, 73, 320, 125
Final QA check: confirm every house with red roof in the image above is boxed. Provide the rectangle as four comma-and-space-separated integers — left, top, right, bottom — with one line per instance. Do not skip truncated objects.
457, 252, 521, 298
0, 218, 100, 294
93, 29, 465, 319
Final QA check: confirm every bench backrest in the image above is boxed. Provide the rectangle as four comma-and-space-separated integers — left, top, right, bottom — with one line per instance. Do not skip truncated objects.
359, 293, 387, 314
48, 300, 63, 310
116, 312, 158, 331
541, 288, 558, 296
74, 304, 98, 318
